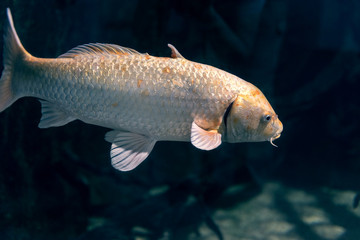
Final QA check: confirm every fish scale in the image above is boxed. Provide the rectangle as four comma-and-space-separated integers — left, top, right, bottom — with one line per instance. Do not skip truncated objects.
25, 55, 225, 139
0, 8, 283, 171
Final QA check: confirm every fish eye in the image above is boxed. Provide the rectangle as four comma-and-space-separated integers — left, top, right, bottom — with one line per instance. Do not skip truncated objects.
263, 115, 272, 122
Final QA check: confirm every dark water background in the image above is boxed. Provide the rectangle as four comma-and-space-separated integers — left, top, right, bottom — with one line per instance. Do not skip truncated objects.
0, 0, 359, 239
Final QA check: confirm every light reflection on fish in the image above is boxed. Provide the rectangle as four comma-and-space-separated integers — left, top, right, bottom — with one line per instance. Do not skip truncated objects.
0, 8, 283, 171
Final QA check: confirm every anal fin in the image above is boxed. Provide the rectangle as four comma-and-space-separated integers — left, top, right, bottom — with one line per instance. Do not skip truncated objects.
38, 100, 76, 128
191, 121, 222, 150
105, 130, 156, 171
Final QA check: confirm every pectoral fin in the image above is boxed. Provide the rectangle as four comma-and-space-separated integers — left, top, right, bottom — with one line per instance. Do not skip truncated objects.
190, 122, 222, 150
38, 100, 76, 128
105, 130, 156, 171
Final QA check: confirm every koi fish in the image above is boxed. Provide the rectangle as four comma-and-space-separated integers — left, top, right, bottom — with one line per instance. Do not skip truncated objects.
0, 8, 283, 171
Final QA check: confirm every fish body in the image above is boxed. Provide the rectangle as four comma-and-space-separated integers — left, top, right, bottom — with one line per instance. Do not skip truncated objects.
0, 9, 283, 171
16, 47, 241, 141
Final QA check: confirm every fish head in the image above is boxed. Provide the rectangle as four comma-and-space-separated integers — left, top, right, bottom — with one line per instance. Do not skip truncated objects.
225, 85, 283, 146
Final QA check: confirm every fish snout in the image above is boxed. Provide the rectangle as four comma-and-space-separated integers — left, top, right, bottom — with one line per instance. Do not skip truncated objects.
275, 117, 283, 134
269, 118, 283, 147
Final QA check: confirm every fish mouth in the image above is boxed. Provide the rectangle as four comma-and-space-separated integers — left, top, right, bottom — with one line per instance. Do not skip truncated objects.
269, 133, 281, 147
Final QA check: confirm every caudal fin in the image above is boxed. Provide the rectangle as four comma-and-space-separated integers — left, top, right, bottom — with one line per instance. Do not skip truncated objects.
0, 8, 29, 112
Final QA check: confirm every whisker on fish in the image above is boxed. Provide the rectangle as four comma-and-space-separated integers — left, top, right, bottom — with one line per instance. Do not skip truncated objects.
270, 137, 278, 147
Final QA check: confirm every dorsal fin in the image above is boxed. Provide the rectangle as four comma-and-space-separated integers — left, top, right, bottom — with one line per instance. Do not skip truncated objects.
58, 43, 141, 58
168, 44, 185, 59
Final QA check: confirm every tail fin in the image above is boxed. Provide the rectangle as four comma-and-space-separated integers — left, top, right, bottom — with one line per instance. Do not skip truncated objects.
0, 8, 29, 112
